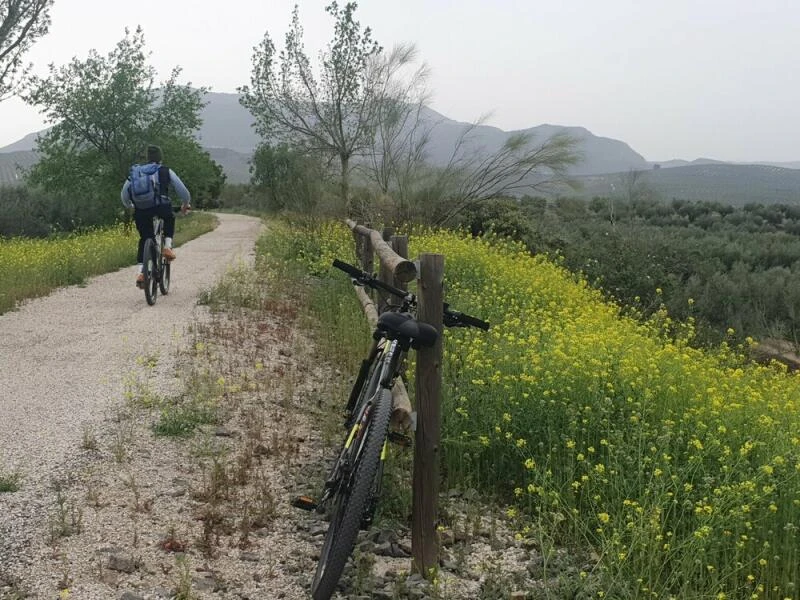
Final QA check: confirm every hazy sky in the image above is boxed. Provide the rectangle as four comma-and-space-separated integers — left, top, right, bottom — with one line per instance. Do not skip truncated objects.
1, 0, 798, 161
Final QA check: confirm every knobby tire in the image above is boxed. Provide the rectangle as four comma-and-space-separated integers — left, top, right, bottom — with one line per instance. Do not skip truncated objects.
311, 388, 392, 600
351, 355, 387, 529
143, 238, 158, 306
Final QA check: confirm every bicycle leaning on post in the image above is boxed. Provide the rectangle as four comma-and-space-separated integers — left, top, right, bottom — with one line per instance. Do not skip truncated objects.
293, 258, 490, 600
139, 205, 182, 306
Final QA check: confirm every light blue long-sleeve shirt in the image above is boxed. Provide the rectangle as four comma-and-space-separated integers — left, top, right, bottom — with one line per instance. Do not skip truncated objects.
120, 164, 192, 209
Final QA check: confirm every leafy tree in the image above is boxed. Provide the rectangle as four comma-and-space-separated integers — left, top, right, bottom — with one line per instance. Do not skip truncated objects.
250, 142, 324, 213
159, 135, 225, 209
239, 2, 382, 207
22, 27, 221, 224
456, 197, 534, 241
0, 0, 53, 99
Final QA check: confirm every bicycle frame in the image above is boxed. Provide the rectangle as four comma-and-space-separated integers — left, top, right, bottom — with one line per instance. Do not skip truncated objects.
322, 338, 400, 504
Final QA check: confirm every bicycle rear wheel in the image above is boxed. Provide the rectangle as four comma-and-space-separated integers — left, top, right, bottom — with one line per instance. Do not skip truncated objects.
143, 238, 158, 306
312, 388, 392, 600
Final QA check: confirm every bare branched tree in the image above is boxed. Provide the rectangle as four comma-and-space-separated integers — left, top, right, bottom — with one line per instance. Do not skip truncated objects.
433, 129, 580, 225
620, 168, 649, 204
369, 105, 582, 225
0, 0, 54, 100
364, 43, 430, 218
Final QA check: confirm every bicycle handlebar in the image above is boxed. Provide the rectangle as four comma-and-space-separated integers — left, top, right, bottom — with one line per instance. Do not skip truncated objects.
332, 259, 410, 300
332, 259, 490, 330
443, 303, 490, 331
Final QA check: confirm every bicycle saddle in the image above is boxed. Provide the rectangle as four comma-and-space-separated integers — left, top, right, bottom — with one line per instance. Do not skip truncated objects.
377, 312, 439, 348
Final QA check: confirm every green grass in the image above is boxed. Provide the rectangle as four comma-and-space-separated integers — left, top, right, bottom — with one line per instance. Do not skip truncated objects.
0, 212, 217, 314
153, 401, 219, 437
0, 471, 21, 493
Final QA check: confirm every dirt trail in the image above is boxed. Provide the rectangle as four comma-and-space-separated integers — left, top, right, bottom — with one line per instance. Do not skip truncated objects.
0, 213, 263, 563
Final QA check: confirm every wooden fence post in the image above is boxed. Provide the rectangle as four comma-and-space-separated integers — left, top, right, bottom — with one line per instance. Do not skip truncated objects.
362, 223, 374, 274
412, 253, 444, 578
390, 235, 409, 292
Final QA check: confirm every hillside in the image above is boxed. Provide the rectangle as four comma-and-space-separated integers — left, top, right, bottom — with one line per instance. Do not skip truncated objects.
195, 92, 261, 154
266, 219, 800, 599
407, 106, 648, 175
0, 151, 38, 184
205, 146, 252, 184
0, 93, 652, 186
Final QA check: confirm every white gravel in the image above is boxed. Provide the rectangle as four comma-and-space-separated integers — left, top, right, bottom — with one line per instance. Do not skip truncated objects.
0, 213, 265, 595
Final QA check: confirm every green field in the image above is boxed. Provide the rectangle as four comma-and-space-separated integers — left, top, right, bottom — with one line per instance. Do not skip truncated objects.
576, 163, 800, 206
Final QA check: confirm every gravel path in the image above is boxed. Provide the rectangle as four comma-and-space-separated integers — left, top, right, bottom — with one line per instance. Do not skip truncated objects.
0, 214, 264, 588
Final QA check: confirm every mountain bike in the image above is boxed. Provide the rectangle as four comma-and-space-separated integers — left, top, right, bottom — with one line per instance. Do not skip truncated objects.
294, 258, 490, 600
141, 206, 182, 306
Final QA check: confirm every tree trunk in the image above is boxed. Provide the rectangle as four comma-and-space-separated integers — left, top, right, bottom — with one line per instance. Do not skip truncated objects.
340, 154, 350, 207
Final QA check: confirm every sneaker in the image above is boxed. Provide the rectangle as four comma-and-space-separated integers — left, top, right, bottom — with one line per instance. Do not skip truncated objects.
135, 273, 145, 288
162, 247, 176, 261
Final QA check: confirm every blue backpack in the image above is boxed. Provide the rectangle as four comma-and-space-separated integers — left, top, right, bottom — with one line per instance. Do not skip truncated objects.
127, 163, 169, 209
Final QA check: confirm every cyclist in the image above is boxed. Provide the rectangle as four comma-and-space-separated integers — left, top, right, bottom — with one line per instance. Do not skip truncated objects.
120, 144, 191, 288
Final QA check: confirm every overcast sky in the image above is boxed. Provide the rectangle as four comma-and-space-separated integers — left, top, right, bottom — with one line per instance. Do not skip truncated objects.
1, 0, 798, 162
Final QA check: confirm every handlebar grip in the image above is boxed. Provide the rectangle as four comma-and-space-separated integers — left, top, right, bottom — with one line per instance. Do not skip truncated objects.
443, 303, 490, 330
332, 259, 365, 279
459, 312, 490, 331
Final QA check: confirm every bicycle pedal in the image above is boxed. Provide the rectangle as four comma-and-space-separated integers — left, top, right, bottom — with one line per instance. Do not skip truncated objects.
388, 431, 412, 447
291, 495, 318, 511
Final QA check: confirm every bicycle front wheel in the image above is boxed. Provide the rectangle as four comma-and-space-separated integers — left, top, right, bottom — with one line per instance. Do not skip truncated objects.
143, 238, 158, 306
312, 388, 392, 600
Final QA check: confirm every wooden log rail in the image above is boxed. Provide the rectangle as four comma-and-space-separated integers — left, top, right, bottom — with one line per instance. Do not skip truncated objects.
345, 219, 416, 283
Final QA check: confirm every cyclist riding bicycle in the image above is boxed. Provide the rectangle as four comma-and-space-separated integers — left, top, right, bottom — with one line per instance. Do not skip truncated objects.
120, 144, 191, 288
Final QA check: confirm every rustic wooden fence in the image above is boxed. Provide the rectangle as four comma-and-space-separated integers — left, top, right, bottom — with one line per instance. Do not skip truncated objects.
345, 219, 444, 577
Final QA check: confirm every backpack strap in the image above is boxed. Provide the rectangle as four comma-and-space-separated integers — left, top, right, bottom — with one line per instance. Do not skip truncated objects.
157, 165, 171, 204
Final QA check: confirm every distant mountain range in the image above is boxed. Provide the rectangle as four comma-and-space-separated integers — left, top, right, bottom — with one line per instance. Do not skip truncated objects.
2, 92, 799, 205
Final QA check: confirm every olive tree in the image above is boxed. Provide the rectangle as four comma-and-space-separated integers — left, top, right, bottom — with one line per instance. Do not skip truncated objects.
0, 0, 53, 99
